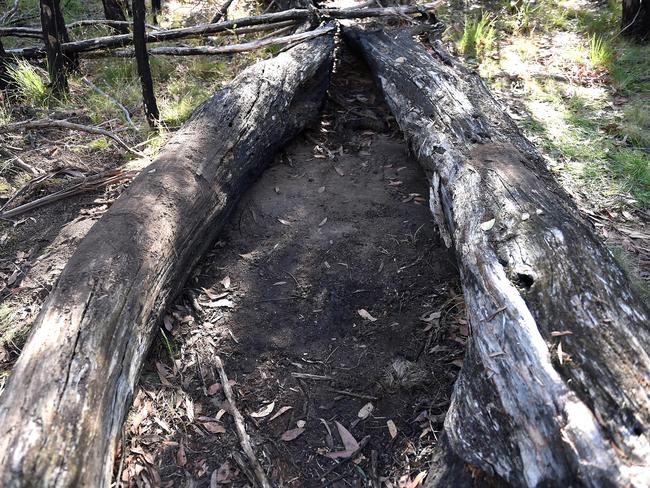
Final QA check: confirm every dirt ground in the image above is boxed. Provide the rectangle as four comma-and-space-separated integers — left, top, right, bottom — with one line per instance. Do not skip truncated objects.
113, 50, 465, 487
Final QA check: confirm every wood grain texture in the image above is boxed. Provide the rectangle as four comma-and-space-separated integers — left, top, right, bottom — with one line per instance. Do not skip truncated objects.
0, 33, 334, 488
344, 26, 650, 487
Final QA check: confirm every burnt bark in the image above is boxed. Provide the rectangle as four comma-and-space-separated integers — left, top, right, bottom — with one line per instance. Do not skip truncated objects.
101, 0, 129, 34
132, 0, 158, 126
0, 33, 334, 488
622, 0, 650, 41
152, 0, 162, 24
0, 39, 8, 89
39, 0, 69, 95
345, 27, 650, 487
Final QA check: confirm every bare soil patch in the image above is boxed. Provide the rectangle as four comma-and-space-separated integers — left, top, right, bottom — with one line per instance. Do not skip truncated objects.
119, 50, 464, 487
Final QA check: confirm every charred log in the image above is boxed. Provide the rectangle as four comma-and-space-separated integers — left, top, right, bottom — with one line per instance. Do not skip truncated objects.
345, 26, 650, 487
0, 33, 334, 488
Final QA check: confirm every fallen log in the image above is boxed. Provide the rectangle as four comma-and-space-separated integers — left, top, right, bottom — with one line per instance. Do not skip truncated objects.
86, 24, 334, 57
0, 32, 334, 487
6, 2, 440, 58
344, 27, 650, 487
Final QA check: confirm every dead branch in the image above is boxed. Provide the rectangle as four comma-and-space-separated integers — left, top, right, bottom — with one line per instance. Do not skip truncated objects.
0, 26, 42, 38
6, 2, 441, 58
82, 77, 136, 130
215, 356, 271, 488
211, 0, 235, 23
0, 168, 136, 219
0, 119, 146, 158
87, 24, 334, 57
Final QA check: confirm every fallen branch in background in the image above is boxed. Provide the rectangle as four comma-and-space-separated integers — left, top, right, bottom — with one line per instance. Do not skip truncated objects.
0, 26, 42, 38
0, 119, 146, 158
87, 24, 335, 57
6, 2, 441, 58
82, 77, 137, 130
216, 356, 272, 488
0, 168, 137, 220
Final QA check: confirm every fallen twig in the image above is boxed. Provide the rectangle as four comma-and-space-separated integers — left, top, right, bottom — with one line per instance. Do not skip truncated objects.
0, 119, 146, 158
319, 435, 371, 485
0, 169, 136, 219
82, 77, 136, 130
87, 24, 334, 57
211, 0, 236, 23
215, 356, 271, 488
325, 388, 378, 401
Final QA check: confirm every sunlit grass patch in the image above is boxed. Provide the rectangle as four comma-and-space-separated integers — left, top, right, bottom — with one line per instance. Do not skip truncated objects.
588, 34, 614, 68
458, 13, 497, 59
609, 149, 650, 204
7, 60, 48, 105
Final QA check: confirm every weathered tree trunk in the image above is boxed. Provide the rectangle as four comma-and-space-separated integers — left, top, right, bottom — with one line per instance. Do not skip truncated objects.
6, 2, 439, 58
622, 0, 650, 41
132, 0, 158, 126
0, 39, 8, 89
0, 33, 334, 488
101, 0, 129, 34
151, 0, 162, 25
345, 27, 650, 487
39, 0, 69, 95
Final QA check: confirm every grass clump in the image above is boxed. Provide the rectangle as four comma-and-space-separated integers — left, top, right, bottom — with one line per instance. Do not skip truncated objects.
7, 60, 48, 104
609, 149, 650, 204
459, 13, 496, 59
588, 34, 614, 68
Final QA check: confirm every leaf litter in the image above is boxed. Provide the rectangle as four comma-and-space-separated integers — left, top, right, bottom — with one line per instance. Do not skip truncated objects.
118, 47, 464, 488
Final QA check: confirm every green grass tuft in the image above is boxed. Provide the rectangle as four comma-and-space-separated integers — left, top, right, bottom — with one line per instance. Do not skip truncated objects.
588, 34, 614, 68
459, 13, 497, 59
7, 60, 48, 104
609, 149, 650, 204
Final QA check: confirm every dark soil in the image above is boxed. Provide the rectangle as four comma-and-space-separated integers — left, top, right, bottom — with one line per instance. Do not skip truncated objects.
118, 51, 465, 487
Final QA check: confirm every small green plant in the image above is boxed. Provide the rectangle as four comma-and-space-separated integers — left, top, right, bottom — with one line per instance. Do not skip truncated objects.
588, 34, 614, 68
459, 13, 497, 59
511, 0, 539, 34
159, 328, 175, 361
609, 149, 650, 205
7, 60, 48, 104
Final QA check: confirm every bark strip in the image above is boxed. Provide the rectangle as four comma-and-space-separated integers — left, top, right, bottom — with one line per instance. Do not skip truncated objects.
0, 33, 334, 488
344, 26, 650, 487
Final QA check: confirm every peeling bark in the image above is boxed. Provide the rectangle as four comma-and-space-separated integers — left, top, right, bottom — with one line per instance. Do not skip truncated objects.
0, 34, 334, 488
345, 27, 650, 487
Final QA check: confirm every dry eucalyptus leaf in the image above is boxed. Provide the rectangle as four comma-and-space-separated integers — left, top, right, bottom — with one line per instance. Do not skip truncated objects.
335, 421, 359, 451
207, 382, 222, 395
387, 419, 398, 439
277, 218, 291, 226
357, 402, 374, 419
318, 186, 326, 193
176, 444, 187, 467
202, 421, 226, 434
281, 427, 305, 442
221, 276, 231, 289
250, 401, 275, 418
357, 309, 377, 322
296, 419, 306, 428
319, 217, 328, 227
268, 405, 293, 422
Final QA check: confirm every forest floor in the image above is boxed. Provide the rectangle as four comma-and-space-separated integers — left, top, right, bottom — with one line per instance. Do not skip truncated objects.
116, 50, 465, 487
0, 0, 649, 486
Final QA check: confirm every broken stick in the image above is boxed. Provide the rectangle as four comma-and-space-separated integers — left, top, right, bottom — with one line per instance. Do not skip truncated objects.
215, 356, 271, 488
